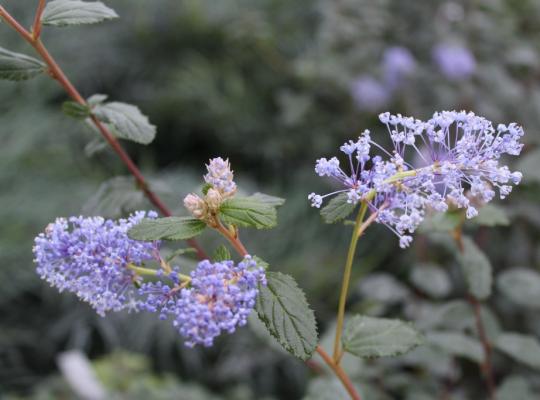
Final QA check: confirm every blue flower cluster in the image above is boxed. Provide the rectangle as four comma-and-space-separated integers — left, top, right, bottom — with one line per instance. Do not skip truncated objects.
309, 110, 524, 248
204, 157, 237, 197
174, 257, 265, 347
33, 211, 158, 316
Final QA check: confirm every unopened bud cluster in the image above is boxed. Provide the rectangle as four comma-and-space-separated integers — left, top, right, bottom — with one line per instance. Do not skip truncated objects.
184, 157, 237, 221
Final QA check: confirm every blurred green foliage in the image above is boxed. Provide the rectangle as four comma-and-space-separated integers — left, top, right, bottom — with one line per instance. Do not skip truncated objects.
1, 0, 540, 399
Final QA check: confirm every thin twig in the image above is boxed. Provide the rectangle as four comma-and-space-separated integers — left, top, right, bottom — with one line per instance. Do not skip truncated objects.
316, 346, 361, 400
0, 5, 207, 260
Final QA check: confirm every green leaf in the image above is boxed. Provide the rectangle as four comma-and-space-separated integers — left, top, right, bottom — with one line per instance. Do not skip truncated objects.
93, 102, 156, 145
62, 101, 91, 119
87, 93, 108, 106
497, 376, 536, 400
250, 192, 286, 207
201, 183, 212, 195
320, 193, 356, 224
0, 47, 46, 81
409, 263, 451, 299
458, 236, 493, 300
255, 272, 318, 361
517, 148, 540, 184
220, 196, 277, 229
495, 333, 540, 369
497, 268, 540, 309
82, 176, 144, 218
212, 245, 231, 262
164, 248, 197, 263
418, 211, 462, 233
426, 331, 483, 363
41, 0, 118, 27
473, 204, 510, 227
342, 315, 423, 359
128, 217, 206, 241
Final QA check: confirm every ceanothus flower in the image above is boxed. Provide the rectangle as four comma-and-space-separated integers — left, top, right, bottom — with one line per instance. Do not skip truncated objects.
33, 211, 159, 316
172, 257, 266, 347
350, 76, 390, 112
204, 157, 237, 198
382, 46, 416, 89
310, 110, 524, 248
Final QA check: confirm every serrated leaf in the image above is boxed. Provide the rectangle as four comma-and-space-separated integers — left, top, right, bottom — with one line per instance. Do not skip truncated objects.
426, 331, 483, 363
497, 268, 540, 308
212, 245, 231, 262
495, 333, 540, 369
250, 192, 286, 207
342, 315, 423, 359
320, 193, 356, 224
220, 196, 277, 229
93, 102, 156, 145
62, 101, 91, 119
0, 47, 46, 81
255, 272, 318, 360
473, 204, 510, 227
41, 0, 118, 27
128, 217, 206, 241
458, 236, 492, 300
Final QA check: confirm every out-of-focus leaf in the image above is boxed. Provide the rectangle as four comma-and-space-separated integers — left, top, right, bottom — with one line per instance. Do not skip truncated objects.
473, 204, 510, 227
82, 176, 144, 218
426, 331, 483, 363
342, 315, 423, 359
517, 148, 540, 183
458, 236, 492, 300
418, 211, 462, 233
320, 193, 356, 224
41, 0, 118, 27
495, 333, 540, 369
255, 272, 318, 361
497, 375, 536, 400
0, 47, 46, 81
497, 268, 540, 308
358, 273, 410, 304
410, 264, 451, 298
212, 245, 231, 262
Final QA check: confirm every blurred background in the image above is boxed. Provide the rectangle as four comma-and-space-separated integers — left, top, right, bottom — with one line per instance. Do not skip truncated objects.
1, 0, 540, 399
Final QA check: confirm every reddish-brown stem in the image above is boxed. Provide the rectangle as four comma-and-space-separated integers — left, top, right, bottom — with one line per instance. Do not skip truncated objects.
453, 227, 496, 400
213, 219, 249, 257
32, 0, 46, 40
316, 346, 361, 400
0, 5, 207, 260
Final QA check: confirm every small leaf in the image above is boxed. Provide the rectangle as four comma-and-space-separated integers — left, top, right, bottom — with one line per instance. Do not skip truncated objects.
93, 102, 156, 145
473, 204, 510, 227
128, 217, 206, 241
255, 272, 318, 361
62, 101, 91, 119
250, 192, 286, 207
212, 245, 231, 262
458, 236, 493, 300
410, 263, 451, 299
87, 93, 108, 106
320, 193, 356, 224
342, 315, 423, 359
201, 183, 212, 195
0, 47, 46, 81
426, 331, 483, 363
82, 176, 144, 218
495, 333, 540, 369
497, 268, 540, 308
220, 196, 277, 229
517, 148, 540, 184
41, 0, 118, 27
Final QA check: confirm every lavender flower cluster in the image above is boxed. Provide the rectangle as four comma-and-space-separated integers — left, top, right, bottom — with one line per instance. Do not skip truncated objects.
34, 212, 265, 347
33, 211, 158, 316
309, 110, 524, 248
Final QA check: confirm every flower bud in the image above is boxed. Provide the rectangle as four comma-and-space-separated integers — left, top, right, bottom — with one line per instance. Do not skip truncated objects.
204, 157, 237, 198
184, 193, 207, 220
205, 188, 223, 211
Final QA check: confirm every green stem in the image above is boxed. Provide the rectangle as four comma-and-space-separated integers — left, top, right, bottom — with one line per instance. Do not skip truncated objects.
332, 201, 368, 362
127, 264, 191, 282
